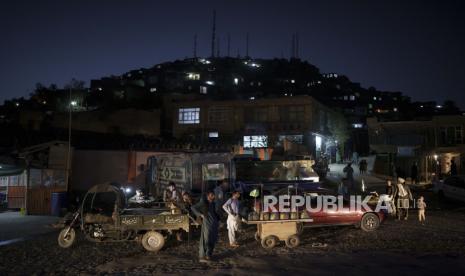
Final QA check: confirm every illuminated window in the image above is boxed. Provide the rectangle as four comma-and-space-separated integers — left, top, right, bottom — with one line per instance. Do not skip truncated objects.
234, 78, 239, 85
187, 73, 200, 80
200, 86, 207, 94
352, 123, 363, 128
209, 131, 219, 138
244, 135, 268, 148
150, 87, 157, 93
178, 108, 200, 124
350, 95, 355, 101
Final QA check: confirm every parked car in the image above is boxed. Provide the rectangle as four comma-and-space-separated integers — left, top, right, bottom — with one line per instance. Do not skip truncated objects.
433, 175, 465, 202
258, 187, 385, 232
303, 194, 386, 232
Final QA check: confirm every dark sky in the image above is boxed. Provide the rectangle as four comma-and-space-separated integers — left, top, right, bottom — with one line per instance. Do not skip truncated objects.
1, 0, 465, 108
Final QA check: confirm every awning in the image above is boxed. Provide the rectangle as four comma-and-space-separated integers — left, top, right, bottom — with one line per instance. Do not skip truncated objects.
0, 163, 26, 177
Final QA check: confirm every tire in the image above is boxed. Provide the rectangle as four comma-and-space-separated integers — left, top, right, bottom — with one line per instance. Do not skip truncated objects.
141, 231, 165, 252
58, 227, 76, 248
261, 235, 278, 249
285, 234, 300, 248
254, 231, 260, 242
360, 213, 380, 232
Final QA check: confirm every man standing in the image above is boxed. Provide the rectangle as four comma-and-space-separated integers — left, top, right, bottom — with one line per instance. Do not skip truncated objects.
395, 177, 413, 220
385, 179, 397, 215
192, 191, 220, 263
223, 191, 241, 248
343, 162, 355, 191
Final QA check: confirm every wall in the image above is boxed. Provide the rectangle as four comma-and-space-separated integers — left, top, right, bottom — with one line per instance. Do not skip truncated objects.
52, 108, 161, 136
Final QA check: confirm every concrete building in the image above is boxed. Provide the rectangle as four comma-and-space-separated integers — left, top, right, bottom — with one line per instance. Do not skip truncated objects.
368, 115, 465, 182
172, 95, 342, 160
51, 108, 161, 137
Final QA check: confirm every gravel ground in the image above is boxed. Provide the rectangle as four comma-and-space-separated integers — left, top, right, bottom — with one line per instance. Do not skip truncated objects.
1, 193, 465, 275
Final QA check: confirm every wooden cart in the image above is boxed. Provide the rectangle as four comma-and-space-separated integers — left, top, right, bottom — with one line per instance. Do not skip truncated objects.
246, 218, 313, 249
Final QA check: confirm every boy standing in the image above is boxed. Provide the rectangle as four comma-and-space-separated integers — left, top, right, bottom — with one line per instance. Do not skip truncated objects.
417, 196, 427, 223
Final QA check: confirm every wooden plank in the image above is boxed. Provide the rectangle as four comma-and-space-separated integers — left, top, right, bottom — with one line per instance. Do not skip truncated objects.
261, 221, 297, 240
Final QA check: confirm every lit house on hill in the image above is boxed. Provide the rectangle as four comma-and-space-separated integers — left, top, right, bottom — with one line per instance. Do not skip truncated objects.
172, 95, 342, 160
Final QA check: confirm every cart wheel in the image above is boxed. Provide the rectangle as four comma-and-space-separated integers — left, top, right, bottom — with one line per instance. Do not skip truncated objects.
261, 235, 278, 249
58, 227, 76, 248
285, 234, 300, 248
141, 231, 165, 252
254, 231, 260, 242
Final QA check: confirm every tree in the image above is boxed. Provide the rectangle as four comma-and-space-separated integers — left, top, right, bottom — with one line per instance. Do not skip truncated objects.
327, 113, 350, 161
64, 78, 86, 90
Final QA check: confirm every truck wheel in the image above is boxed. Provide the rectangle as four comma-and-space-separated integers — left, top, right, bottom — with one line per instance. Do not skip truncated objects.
254, 231, 260, 242
142, 231, 165, 252
285, 234, 300, 248
360, 213, 380, 232
261, 235, 278, 249
58, 227, 76, 248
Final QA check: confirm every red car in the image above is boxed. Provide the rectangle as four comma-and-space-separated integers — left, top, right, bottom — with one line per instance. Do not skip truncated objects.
303, 194, 386, 232
260, 187, 386, 232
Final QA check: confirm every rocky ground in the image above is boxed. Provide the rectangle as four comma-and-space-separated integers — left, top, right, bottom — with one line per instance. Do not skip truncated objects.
1, 188, 465, 275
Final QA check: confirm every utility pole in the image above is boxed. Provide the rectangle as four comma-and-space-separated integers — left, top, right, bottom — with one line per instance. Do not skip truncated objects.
193, 34, 197, 58
246, 32, 249, 58
66, 87, 72, 191
291, 34, 295, 59
296, 32, 299, 59
211, 10, 216, 58
227, 33, 231, 57
216, 35, 220, 57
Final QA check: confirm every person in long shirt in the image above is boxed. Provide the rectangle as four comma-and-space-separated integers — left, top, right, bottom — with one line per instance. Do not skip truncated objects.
343, 162, 355, 191
222, 191, 241, 248
395, 177, 413, 220
191, 191, 220, 263
385, 179, 397, 215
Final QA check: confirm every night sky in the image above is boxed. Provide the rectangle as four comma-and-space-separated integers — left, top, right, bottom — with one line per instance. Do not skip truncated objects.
1, 0, 464, 108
